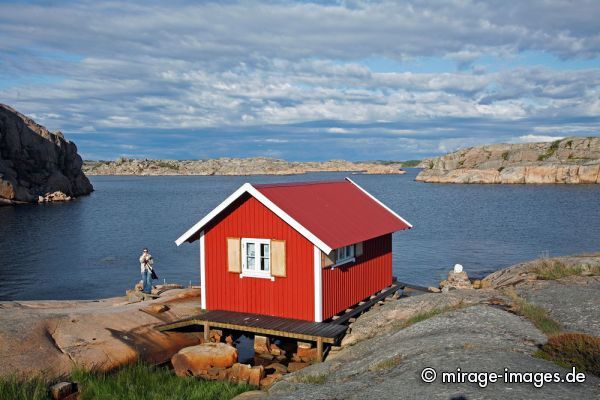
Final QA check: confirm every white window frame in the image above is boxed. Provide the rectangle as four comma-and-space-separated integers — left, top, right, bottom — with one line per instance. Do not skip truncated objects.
241, 238, 273, 280
333, 244, 355, 267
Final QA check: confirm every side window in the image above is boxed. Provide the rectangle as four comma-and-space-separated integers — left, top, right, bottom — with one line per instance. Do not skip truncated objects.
336, 244, 355, 263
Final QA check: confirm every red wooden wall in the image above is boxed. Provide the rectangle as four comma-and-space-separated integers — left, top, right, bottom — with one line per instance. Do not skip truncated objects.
204, 194, 315, 321
321, 234, 392, 320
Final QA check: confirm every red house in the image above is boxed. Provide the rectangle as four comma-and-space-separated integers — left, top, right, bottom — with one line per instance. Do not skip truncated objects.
175, 178, 411, 323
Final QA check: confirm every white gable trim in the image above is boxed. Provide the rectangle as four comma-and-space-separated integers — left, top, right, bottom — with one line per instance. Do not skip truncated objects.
345, 177, 413, 228
175, 183, 333, 254
199, 230, 206, 310
313, 245, 323, 322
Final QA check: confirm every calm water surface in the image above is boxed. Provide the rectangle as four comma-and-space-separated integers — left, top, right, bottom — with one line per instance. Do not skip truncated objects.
1, 169, 599, 300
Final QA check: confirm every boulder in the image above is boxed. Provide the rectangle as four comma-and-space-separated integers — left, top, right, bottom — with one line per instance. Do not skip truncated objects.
171, 343, 238, 377
269, 343, 285, 356
248, 365, 265, 386
229, 363, 252, 384
253, 335, 271, 354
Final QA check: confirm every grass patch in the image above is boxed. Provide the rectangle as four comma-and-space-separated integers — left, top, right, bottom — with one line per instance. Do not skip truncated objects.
0, 375, 49, 400
291, 373, 328, 385
532, 260, 600, 280
400, 159, 421, 167
369, 355, 402, 372
157, 161, 180, 171
0, 362, 251, 400
72, 362, 251, 400
503, 288, 561, 336
535, 333, 600, 377
538, 139, 562, 161
393, 303, 468, 331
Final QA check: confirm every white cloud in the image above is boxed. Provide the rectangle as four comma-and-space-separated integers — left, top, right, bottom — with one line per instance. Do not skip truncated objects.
327, 127, 351, 134
517, 135, 566, 143
0, 0, 598, 159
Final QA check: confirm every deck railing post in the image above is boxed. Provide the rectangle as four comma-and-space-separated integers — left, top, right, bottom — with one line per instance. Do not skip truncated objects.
316, 337, 323, 362
204, 321, 210, 341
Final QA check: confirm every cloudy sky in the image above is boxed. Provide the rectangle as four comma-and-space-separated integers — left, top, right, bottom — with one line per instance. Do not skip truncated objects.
1, 0, 599, 160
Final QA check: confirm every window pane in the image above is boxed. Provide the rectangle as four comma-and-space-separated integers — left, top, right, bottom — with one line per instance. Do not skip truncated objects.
261, 243, 270, 258
260, 257, 270, 271
247, 243, 255, 257
247, 256, 255, 270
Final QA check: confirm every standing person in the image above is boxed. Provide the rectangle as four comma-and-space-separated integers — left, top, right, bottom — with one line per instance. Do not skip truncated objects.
139, 248, 154, 294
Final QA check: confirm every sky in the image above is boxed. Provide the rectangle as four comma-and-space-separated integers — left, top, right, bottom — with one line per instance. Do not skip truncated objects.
1, 0, 599, 161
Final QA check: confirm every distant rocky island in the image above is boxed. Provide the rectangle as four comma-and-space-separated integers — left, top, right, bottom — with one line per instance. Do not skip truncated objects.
416, 137, 600, 184
84, 158, 406, 176
0, 104, 93, 205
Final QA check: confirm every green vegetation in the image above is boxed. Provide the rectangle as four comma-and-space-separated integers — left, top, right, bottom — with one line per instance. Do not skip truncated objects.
501, 151, 509, 161
291, 373, 328, 384
0, 375, 49, 400
538, 139, 562, 161
503, 288, 561, 336
498, 166, 505, 173
157, 161, 180, 171
535, 333, 600, 377
400, 160, 421, 167
369, 355, 402, 372
428, 160, 435, 169
0, 362, 251, 400
73, 362, 250, 400
532, 260, 600, 280
394, 303, 468, 331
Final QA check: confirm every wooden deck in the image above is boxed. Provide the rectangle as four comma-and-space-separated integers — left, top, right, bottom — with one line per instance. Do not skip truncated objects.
156, 281, 407, 361
156, 309, 348, 344
328, 281, 402, 325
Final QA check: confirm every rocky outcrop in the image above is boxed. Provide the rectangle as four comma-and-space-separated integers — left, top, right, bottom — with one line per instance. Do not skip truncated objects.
83, 157, 405, 176
416, 137, 600, 184
257, 255, 600, 399
0, 288, 202, 380
0, 104, 93, 204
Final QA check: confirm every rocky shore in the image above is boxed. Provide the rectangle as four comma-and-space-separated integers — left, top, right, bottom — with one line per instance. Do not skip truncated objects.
83, 158, 405, 176
0, 104, 93, 205
2, 254, 598, 399
416, 137, 600, 184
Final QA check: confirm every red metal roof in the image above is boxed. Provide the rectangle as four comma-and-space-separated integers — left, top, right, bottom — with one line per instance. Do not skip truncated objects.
254, 179, 411, 249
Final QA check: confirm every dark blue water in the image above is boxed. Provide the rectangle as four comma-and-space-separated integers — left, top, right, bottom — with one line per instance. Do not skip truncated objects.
1, 169, 599, 301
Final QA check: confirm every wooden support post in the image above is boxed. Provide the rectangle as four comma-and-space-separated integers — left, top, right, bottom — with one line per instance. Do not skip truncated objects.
203, 321, 210, 341
316, 338, 323, 362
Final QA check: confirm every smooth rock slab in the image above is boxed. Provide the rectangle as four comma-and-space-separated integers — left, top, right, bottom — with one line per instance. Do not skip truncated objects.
268, 305, 600, 399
